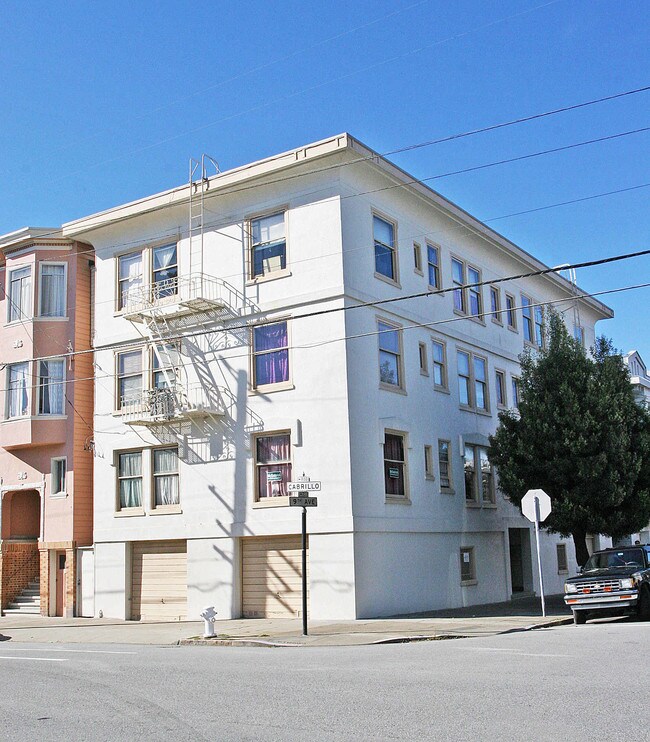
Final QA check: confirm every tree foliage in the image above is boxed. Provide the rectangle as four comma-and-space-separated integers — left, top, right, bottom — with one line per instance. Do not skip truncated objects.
489, 311, 650, 566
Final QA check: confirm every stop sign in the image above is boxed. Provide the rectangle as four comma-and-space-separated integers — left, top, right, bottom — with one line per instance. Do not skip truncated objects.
521, 488, 552, 523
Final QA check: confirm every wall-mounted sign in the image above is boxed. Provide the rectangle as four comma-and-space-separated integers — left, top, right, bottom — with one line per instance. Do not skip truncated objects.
388, 467, 400, 479
266, 471, 283, 482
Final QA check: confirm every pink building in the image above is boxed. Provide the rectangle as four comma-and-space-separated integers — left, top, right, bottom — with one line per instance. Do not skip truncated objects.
0, 228, 94, 617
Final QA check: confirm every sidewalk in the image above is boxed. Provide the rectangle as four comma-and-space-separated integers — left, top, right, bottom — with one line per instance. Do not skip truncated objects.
0, 595, 572, 647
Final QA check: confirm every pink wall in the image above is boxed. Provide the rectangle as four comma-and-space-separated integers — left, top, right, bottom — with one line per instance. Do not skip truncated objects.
2, 489, 40, 539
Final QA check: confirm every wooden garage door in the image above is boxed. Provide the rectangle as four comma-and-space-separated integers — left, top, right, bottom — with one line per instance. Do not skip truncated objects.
242, 536, 307, 618
131, 541, 187, 621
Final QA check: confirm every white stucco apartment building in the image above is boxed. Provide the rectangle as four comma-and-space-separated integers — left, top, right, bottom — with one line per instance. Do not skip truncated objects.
62, 134, 613, 621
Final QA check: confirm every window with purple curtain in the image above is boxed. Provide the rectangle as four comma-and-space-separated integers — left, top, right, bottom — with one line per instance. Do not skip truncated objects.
384, 432, 406, 498
253, 322, 289, 387
256, 433, 292, 498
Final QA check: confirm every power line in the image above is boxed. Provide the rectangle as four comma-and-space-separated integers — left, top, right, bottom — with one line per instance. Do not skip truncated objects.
4, 280, 649, 394
6, 246, 649, 368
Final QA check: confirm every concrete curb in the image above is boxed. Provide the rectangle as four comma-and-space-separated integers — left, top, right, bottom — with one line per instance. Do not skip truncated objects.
178, 617, 571, 648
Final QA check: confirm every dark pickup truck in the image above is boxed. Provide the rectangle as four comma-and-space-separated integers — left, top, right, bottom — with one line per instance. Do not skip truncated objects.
564, 546, 650, 624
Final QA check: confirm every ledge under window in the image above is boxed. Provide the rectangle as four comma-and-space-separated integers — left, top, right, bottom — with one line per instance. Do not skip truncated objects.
253, 496, 289, 509
114, 508, 145, 518
461, 579, 478, 587
385, 496, 411, 505
150, 505, 182, 515
249, 381, 295, 396
246, 269, 292, 286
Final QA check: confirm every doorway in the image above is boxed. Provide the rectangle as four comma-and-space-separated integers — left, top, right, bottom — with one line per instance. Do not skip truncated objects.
508, 528, 533, 595
55, 552, 66, 617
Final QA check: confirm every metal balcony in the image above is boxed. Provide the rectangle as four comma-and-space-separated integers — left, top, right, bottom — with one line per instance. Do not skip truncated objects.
121, 274, 228, 323
119, 384, 224, 426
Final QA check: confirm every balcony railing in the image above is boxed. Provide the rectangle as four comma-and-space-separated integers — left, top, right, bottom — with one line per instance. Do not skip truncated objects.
118, 384, 224, 426
121, 273, 228, 321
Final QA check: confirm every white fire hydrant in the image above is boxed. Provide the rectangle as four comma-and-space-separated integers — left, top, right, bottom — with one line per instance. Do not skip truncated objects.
200, 606, 218, 638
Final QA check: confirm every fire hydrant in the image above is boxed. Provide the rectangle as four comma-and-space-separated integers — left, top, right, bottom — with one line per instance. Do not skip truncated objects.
200, 606, 218, 638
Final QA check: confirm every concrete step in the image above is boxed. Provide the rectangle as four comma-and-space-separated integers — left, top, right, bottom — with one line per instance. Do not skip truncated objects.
3, 606, 41, 615
11, 596, 40, 606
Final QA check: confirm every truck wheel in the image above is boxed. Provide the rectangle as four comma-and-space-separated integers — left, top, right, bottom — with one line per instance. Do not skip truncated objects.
573, 611, 587, 625
637, 586, 650, 621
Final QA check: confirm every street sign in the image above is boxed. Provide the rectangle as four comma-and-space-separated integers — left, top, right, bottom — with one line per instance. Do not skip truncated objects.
521, 488, 551, 523
289, 496, 318, 507
288, 480, 321, 492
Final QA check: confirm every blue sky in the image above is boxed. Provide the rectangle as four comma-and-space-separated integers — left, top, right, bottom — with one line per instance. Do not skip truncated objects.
1, 0, 648, 359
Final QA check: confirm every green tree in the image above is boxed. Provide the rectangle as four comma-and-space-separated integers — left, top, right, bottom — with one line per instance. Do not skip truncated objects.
489, 311, 650, 566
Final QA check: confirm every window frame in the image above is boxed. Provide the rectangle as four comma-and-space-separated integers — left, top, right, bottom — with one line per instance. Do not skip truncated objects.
418, 341, 429, 376
521, 294, 534, 344
151, 445, 180, 511
251, 319, 291, 392
495, 369, 507, 409
457, 349, 490, 412
534, 305, 545, 348
116, 448, 144, 513
511, 376, 521, 409
574, 325, 585, 347
37, 358, 66, 416
451, 256, 467, 314
490, 286, 502, 325
467, 265, 483, 320
50, 457, 67, 497
383, 429, 409, 503
115, 348, 144, 412
424, 444, 435, 480
426, 242, 441, 289
413, 242, 423, 274
151, 243, 179, 300
248, 210, 288, 281
6, 362, 30, 419
253, 430, 292, 504
557, 543, 569, 574
116, 249, 144, 312
7, 265, 33, 323
460, 547, 477, 585
463, 444, 495, 505
372, 212, 399, 285
38, 262, 68, 318
438, 439, 453, 493
377, 317, 405, 392
432, 339, 448, 391
505, 293, 517, 331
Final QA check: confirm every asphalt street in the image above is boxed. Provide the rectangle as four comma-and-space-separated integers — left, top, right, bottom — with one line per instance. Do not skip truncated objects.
1, 618, 648, 741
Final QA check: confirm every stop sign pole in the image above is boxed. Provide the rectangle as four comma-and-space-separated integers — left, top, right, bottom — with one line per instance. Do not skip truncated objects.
521, 489, 552, 618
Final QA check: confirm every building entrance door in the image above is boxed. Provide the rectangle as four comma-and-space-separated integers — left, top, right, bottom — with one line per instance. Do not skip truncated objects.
55, 552, 66, 617
508, 528, 533, 594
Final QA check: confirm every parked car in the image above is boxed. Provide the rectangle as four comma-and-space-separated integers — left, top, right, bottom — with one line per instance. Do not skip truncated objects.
564, 546, 650, 624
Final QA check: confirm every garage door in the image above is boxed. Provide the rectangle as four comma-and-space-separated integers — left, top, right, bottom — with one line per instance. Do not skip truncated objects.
242, 536, 307, 618
131, 541, 187, 621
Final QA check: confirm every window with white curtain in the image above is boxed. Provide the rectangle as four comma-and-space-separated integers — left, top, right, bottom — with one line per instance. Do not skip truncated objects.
152, 244, 178, 299
7, 363, 29, 418
117, 451, 143, 509
8, 266, 32, 322
117, 251, 143, 310
39, 264, 66, 317
38, 360, 65, 415
153, 447, 180, 507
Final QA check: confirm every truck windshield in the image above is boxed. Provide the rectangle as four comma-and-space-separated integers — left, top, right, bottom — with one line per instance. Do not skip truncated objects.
584, 549, 645, 571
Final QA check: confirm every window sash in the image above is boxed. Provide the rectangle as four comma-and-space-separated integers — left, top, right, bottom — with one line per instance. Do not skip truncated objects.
52, 458, 66, 495
557, 544, 568, 572
522, 296, 533, 342
256, 433, 291, 499
253, 322, 289, 387
251, 213, 286, 277
9, 267, 32, 322
40, 264, 66, 317
7, 363, 29, 418
384, 433, 406, 498
479, 448, 494, 503
438, 440, 452, 490
460, 549, 474, 582
496, 371, 506, 406
118, 252, 143, 310
418, 342, 428, 374
413, 242, 422, 272
117, 351, 143, 407
427, 244, 440, 288
38, 360, 65, 415
153, 447, 180, 506
512, 378, 520, 408
464, 445, 478, 501
432, 341, 447, 388
534, 306, 544, 347
490, 287, 501, 322
373, 216, 396, 280
468, 267, 481, 316
424, 445, 434, 476
152, 244, 178, 298
506, 294, 516, 329
118, 451, 142, 509
452, 259, 465, 313
378, 322, 401, 387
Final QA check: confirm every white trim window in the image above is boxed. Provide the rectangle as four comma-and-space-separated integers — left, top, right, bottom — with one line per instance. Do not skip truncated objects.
384, 431, 408, 500
51, 457, 67, 496
152, 243, 178, 299
251, 212, 286, 278
427, 243, 440, 289
117, 350, 143, 410
467, 266, 482, 318
7, 362, 29, 418
457, 350, 489, 411
252, 321, 290, 388
490, 286, 502, 324
255, 432, 292, 500
378, 320, 403, 390
432, 340, 448, 390
117, 251, 143, 310
8, 266, 32, 322
373, 215, 397, 282
460, 547, 476, 584
38, 359, 65, 415
438, 439, 453, 492
153, 447, 180, 507
39, 263, 67, 317
117, 451, 143, 509
451, 258, 466, 313
464, 445, 494, 504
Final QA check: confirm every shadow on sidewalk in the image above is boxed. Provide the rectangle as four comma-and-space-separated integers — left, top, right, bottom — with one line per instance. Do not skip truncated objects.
388, 594, 570, 619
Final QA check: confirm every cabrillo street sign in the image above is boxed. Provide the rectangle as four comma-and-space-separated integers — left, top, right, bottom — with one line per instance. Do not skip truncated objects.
289, 496, 318, 507
287, 481, 321, 492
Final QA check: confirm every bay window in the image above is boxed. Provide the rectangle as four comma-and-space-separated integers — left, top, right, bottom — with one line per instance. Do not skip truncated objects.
7, 363, 29, 418
8, 266, 32, 322
38, 360, 65, 415
39, 264, 66, 317
464, 445, 494, 504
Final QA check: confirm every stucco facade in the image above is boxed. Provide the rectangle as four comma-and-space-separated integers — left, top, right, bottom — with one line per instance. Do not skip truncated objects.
62, 134, 612, 620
